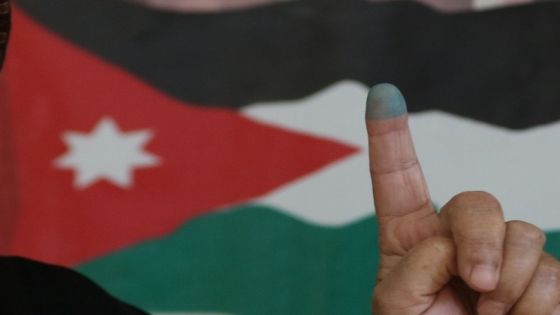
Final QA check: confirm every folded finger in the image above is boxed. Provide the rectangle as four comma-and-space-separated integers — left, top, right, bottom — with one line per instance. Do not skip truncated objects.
510, 253, 560, 315
439, 191, 506, 292
477, 221, 546, 315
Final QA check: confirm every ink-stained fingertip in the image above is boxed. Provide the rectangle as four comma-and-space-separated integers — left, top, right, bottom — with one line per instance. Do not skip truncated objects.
365, 83, 407, 120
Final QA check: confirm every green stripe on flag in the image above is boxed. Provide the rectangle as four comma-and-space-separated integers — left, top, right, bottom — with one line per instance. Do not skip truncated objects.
78, 205, 560, 315
79, 205, 379, 315
545, 231, 560, 256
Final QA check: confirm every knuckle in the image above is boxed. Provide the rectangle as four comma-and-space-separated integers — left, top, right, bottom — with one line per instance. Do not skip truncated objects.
449, 191, 501, 209
535, 255, 560, 288
445, 191, 504, 221
506, 220, 546, 247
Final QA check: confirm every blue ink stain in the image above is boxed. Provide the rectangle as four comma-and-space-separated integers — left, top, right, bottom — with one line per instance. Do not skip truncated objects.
366, 83, 407, 119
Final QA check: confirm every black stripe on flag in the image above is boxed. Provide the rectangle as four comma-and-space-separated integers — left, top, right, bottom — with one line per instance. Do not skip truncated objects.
13, 0, 560, 129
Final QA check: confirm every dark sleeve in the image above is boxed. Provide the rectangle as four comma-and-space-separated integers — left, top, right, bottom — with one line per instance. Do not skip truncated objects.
0, 0, 9, 71
0, 256, 149, 315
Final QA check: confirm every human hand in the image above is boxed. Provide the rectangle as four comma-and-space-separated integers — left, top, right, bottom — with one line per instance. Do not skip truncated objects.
366, 84, 560, 315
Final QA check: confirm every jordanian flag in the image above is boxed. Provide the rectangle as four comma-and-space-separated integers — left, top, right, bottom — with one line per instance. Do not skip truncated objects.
2, 0, 560, 314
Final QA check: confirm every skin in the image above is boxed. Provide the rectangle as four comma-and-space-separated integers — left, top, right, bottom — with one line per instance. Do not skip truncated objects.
366, 83, 560, 315
366, 83, 407, 119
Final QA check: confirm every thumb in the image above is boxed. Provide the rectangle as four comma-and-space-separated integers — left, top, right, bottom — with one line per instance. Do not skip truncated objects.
373, 237, 468, 315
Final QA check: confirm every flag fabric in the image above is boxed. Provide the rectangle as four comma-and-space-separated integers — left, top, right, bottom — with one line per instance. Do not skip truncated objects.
1, 0, 560, 314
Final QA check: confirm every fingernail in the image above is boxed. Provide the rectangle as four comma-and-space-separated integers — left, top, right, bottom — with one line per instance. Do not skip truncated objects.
477, 297, 507, 315
365, 83, 407, 120
470, 264, 499, 291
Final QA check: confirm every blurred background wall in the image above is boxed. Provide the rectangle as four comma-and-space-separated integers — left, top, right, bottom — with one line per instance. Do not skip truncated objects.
1, 0, 560, 314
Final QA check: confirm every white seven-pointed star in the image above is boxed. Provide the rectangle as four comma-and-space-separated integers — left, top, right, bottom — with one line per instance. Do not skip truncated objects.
54, 117, 161, 189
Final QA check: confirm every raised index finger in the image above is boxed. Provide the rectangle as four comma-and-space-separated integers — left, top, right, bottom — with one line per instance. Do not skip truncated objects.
366, 83, 439, 256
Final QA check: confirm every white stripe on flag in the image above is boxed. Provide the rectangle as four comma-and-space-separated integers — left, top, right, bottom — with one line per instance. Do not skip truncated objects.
243, 81, 560, 231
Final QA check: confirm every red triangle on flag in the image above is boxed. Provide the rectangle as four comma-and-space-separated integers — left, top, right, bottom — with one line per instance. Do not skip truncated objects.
2, 7, 358, 266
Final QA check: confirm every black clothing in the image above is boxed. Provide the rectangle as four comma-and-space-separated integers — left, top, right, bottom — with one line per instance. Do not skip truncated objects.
0, 256, 148, 315
0, 0, 9, 70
